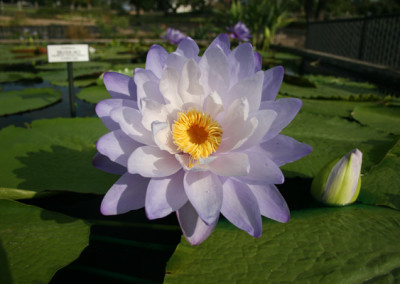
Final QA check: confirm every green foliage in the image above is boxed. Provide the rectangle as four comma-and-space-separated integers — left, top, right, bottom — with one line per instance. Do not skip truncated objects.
165, 205, 400, 283
0, 199, 89, 284
77, 85, 111, 104
0, 88, 61, 116
0, 72, 40, 83
0, 118, 116, 194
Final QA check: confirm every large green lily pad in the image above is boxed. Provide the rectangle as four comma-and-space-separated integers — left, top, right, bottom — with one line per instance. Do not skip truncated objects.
77, 85, 110, 104
165, 205, 400, 283
0, 88, 61, 116
0, 72, 40, 83
0, 199, 89, 284
0, 118, 116, 194
359, 139, 400, 210
280, 75, 382, 100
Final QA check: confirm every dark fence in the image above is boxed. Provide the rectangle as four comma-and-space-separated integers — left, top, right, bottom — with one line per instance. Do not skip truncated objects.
0, 25, 100, 40
306, 15, 400, 69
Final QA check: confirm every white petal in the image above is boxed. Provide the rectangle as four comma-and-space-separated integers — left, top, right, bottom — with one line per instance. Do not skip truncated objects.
96, 129, 142, 167
209, 153, 249, 177
248, 184, 290, 223
145, 170, 187, 219
165, 52, 187, 73
110, 106, 155, 146
100, 173, 148, 215
159, 67, 184, 109
227, 71, 264, 113
141, 99, 168, 130
199, 45, 230, 99
184, 171, 222, 225
203, 91, 224, 119
177, 202, 218, 245
95, 99, 138, 131
128, 146, 181, 178
134, 68, 164, 107
152, 122, 179, 154
221, 178, 262, 237
146, 44, 168, 79
228, 43, 255, 86
178, 58, 204, 107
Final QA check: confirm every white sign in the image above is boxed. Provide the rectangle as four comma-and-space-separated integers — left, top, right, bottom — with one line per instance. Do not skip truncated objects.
47, 44, 89, 63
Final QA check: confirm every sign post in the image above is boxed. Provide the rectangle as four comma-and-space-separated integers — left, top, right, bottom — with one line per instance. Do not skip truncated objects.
47, 44, 89, 117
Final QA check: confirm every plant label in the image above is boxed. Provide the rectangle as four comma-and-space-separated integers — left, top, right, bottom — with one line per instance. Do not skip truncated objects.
47, 44, 89, 63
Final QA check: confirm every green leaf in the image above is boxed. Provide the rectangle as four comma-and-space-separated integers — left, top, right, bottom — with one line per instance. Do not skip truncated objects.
0, 199, 89, 284
0, 118, 117, 194
77, 85, 110, 104
352, 104, 400, 135
165, 205, 400, 283
35, 61, 112, 71
300, 99, 376, 117
359, 138, 400, 210
0, 88, 61, 116
280, 75, 382, 100
0, 187, 39, 200
0, 72, 39, 83
281, 112, 396, 178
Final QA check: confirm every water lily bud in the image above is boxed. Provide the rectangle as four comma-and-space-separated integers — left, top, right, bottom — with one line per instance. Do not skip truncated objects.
311, 149, 362, 206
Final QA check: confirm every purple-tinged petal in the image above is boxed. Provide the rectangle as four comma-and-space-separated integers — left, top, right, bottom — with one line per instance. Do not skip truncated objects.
260, 98, 302, 141
206, 33, 230, 56
260, 134, 313, 166
152, 122, 179, 154
93, 152, 126, 175
141, 99, 168, 130
228, 43, 255, 86
145, 170, 187, 219
177, 201, 218, 245
100, 173, 148, 215
203, 91, 224, 118
110, 107, 155, 146
209, 153, 249, 177
226, 71, 263, 113
248, 184, 290, 223
261, 66, 284, 101
254, 51, 262, 72
96, 129, 142, 167
239, 151, 284, 185
221, 178, 262, 237
146, 44, 168, 79
103, 72, 137, 100
128, 146, 181, 178
184, 171, 222, 225
134, 69, 165, 106
95, 99, 138, 131
165, 52, 187, 73
177, 37, 200, 59
199, 45, 230, 99
160, 67, 184, 109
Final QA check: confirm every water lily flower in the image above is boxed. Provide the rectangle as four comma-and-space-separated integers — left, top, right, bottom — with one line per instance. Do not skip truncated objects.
311, 149, 362, 206
94, 34, 312, 245
228, 21, 252, 42
162, 28, 187, 45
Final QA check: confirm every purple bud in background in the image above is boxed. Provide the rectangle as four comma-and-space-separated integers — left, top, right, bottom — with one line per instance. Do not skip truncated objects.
162, 28, 187, 45
228, 21, 252, 42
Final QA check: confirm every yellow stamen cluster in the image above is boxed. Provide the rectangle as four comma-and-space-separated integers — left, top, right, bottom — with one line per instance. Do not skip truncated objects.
172, 109, 222, 167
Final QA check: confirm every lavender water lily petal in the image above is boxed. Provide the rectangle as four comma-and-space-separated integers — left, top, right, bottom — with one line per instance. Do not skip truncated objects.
94, 34, 312, 245
228, 21, 252, 42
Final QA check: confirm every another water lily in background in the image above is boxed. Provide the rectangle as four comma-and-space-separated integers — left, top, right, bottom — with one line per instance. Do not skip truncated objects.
162, 28, 187, 45
228, 21, 252, 42
94, 34, 312, 245
311, 149, 362, 206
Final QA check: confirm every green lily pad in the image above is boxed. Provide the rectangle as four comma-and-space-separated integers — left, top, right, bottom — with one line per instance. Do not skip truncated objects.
165, 205, 400, 283
0, 118, 116, 194
0, 72, 40, 83
35, 61, 111, 71
77, 85, 110, 104
280, 75, 382, 100
300, 99, 377, 117
359, 139, 400, 210
0, 199, 89, 284
281, 112, 396, 178
51, 78, 98, 88
352, 104, 400, 135
0, 88, 61, 116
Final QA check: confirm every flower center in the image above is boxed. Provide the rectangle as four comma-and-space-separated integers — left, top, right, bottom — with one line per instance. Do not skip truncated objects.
172, 109, 222, 167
